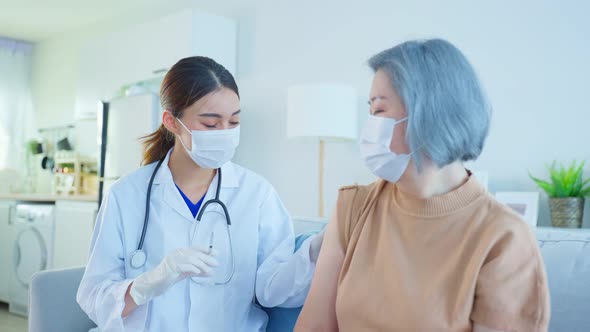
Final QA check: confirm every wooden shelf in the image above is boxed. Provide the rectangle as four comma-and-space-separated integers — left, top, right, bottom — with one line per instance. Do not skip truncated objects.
54, 155, 97, 196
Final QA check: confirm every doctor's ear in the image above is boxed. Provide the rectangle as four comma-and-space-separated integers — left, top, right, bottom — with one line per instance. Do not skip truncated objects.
162, 110, 181, 135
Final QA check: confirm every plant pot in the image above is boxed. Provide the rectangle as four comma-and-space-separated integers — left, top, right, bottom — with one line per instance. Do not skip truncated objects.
549, 197, 585, 228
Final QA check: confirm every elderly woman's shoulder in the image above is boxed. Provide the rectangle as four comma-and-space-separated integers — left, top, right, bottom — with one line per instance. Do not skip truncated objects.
339, 180, 385, 193
479, 195, 538, 244
335, 180, 390, 214
338, 180, 385, 199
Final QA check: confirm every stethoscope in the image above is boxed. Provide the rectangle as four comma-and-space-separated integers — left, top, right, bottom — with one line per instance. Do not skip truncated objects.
129, 158, 236, 285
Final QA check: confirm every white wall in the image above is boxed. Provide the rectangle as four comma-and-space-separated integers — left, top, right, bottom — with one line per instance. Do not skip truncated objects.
31, 0, 590, 226
31, 2, 243, 159
30, 0, 246, 127
231, 0, 590, 227
30, 3, 202, 157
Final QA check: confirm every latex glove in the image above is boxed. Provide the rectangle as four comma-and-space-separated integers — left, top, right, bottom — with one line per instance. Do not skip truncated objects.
309, 230, 325, 263
130, 247, 219, 305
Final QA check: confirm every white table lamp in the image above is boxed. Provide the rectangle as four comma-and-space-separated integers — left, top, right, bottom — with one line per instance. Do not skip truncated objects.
287, 84, 358, 217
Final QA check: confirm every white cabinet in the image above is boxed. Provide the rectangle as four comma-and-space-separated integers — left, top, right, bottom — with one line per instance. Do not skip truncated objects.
75, 9, 237, 119
0, 199, 15, 302
53, 200, 97, 269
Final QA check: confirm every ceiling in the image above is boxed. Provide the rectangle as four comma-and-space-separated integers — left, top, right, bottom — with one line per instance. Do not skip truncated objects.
0, 0, 246, 42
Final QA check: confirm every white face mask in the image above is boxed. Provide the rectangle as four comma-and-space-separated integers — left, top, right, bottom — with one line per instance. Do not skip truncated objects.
360, 114, 411, 183
176, 118, 240, 169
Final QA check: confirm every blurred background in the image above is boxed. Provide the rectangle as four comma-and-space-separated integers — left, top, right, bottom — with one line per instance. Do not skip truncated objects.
0, 0, 589, 330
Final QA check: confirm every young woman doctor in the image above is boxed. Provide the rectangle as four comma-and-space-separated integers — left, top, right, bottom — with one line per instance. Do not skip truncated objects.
77, 56, 323, 331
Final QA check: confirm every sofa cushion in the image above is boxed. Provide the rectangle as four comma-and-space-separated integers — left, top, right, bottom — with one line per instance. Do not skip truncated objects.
536, 228, 590, 332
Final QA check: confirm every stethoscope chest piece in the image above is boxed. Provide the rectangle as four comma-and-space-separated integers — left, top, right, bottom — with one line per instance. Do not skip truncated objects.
130, 249, 147, 269
129, 158, 233, 284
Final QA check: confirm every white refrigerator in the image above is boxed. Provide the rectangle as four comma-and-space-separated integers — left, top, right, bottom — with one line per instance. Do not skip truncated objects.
99, 93, 161, 204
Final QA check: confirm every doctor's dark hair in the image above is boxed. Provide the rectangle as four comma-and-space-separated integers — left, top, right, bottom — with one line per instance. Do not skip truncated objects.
141, 56, 239, 165
368, 39, 491, 169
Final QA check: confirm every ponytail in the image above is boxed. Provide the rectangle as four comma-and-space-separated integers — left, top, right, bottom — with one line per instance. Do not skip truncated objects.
141, 124, 175, 165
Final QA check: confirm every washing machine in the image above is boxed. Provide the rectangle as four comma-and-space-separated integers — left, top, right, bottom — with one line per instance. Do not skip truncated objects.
9, 203, 55, 316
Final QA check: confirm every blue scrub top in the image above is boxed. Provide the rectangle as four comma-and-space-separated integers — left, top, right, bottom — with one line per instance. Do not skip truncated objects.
175, 184, 206, 218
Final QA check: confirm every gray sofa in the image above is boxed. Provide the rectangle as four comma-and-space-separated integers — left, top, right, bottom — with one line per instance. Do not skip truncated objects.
29, 228, 590, 331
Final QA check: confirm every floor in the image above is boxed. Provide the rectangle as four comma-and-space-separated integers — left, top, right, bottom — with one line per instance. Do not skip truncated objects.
0, 302, 27, 332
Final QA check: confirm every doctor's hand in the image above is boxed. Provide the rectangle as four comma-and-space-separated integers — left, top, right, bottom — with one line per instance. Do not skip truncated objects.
129, 247, 219, 306
309, 230, 325, 263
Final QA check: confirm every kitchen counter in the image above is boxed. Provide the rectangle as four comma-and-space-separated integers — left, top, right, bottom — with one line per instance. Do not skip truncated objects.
0, 193, 98, 203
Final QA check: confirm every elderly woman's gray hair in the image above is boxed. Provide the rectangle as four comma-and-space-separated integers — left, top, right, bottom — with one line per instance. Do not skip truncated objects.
368, 39, 491, 169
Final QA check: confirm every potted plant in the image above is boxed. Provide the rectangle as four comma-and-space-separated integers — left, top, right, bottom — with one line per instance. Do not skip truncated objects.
530, 161, 590, 228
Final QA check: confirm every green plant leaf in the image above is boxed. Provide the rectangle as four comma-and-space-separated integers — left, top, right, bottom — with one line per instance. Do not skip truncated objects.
529, 173, 556, 197
566, 160, 584, 197
548, 163, 566, 197
572, 178, 583, 197
581, 178, 590, 197
575, 161, 587, 196
533, 160, 587, 198
568, 161, 585, 196
580, 186, 590, 197
566, 162, 577, 195
572, 167, 585, 196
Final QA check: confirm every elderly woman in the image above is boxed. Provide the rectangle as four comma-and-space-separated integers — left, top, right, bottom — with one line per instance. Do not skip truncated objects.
295, 39, 550, 332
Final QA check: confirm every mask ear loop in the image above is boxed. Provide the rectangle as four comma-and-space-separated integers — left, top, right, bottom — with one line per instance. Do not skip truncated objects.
394, 116, 409, 124
175, 117, 193, 152
390, 116, 415, 156
395, 116, 426, 167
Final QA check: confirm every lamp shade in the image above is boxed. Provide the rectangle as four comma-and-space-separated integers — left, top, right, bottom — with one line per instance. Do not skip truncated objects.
287, 84, 357, 140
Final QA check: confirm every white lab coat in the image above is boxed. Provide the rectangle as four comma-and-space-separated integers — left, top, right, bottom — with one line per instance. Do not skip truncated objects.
77, 149, 316, 331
